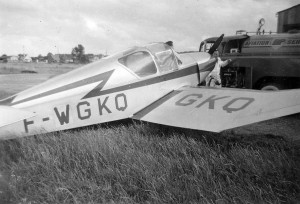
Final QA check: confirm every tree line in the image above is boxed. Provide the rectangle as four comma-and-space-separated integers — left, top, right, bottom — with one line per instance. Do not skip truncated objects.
1, 44, 104, 64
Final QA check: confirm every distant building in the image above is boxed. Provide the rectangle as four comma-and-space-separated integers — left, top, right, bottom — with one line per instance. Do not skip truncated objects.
277, 4, 300, 33
7, 55, 18, 62
0, 55, 19, 63
24, 55, 32, 62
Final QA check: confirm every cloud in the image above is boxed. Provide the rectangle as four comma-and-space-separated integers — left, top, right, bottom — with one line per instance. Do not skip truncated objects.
0, 0, 298, 56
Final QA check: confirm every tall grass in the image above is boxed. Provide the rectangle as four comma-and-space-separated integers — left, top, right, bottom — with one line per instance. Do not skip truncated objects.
0, 123, 299, 203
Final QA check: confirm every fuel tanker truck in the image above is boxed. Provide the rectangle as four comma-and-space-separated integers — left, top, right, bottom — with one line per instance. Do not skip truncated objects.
199, 31, 300, 90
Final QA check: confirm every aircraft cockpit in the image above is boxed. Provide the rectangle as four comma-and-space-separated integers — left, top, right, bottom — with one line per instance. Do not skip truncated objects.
118, 43, 180, 78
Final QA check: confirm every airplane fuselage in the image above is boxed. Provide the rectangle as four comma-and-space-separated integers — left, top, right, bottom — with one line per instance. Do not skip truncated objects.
0, 43, 214, 139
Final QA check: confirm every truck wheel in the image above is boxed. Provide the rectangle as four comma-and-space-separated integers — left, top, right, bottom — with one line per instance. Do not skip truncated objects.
260, 83, 283, 91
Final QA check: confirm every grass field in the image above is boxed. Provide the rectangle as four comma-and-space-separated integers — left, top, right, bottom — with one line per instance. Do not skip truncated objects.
0, 123, 299, 203
0, 63, 299, 203
0, 62, 80, 99
0, 62, 80, 75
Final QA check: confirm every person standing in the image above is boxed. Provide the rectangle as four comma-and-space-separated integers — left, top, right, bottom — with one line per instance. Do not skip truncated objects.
206, 50, 231, 87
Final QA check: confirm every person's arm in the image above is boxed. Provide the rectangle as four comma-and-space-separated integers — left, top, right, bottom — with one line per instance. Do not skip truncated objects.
219, 58, 232, 67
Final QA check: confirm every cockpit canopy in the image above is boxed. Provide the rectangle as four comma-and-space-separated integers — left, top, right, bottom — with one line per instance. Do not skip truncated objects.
118, 43, 179, 78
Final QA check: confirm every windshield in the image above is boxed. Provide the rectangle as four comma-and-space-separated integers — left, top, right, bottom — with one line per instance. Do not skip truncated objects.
118, 43, 179, 78
146, 43, 179, 72
200, 41, 215, 52
118, 51, 157, 77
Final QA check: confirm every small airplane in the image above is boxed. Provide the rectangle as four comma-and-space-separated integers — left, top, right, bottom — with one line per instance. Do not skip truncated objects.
1, 35, 300, 140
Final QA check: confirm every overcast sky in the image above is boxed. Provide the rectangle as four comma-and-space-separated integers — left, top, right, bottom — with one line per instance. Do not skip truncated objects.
0, 0, 298, 56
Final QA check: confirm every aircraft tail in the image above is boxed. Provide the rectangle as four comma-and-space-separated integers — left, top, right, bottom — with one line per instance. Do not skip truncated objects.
0, 106, 35, 128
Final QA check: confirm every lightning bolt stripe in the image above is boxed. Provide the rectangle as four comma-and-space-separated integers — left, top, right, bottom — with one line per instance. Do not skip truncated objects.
132, 90, 183, 120
1, 58, 215, 106
83, 64, 198, 99
7, 70, 115, 106
82, 59, 215, 99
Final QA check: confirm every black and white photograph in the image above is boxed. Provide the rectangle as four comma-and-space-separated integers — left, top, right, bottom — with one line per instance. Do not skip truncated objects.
0, 0, 300, 203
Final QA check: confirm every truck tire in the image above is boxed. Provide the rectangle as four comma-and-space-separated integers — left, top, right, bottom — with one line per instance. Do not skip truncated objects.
260, 83, 283, 91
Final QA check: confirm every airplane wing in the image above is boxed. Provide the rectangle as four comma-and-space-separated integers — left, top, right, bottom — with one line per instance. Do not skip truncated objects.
132, 86, 300, 132
0, 106, 36, 127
